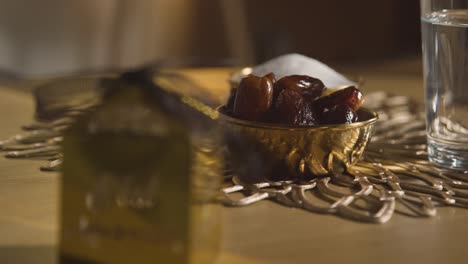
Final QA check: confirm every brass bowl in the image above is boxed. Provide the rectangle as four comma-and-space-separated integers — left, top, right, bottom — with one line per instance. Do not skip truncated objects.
218, 107, 377, 182
219, 67, 377, 182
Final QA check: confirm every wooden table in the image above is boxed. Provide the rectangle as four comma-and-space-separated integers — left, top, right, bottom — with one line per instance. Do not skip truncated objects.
1, 62, 468, 264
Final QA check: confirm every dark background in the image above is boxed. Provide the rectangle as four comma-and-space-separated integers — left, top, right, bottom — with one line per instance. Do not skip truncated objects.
192, 0, 421, 64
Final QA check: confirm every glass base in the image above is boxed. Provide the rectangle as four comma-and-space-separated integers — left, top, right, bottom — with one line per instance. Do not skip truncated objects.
428, 137, 468, 170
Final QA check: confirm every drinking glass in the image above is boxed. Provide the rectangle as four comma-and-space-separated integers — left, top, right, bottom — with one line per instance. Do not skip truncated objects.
420, 0, 468, 169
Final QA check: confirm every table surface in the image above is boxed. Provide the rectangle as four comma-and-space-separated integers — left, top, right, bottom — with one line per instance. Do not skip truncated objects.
1, 59, 468, 264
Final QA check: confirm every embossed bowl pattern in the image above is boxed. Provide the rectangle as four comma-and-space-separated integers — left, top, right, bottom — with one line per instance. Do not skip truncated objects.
218, 107, 377, 181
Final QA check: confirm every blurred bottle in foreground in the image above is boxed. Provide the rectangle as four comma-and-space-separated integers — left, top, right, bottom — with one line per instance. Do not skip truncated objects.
59, 69, 222, 264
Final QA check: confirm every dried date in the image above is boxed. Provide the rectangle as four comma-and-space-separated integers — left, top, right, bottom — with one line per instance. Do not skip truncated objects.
313, 86, 363, 112
271, 88, 319, 126
233, 74, 274, 121
275, 75, 325, 101
321, 105, 358, 124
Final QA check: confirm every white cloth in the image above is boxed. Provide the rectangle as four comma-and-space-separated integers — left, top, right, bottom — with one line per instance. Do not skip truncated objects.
251, 53, 356, 88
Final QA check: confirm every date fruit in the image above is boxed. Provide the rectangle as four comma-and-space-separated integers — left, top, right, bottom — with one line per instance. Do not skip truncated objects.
226, 87, 237, 113
233, 74, 274, 121
226, 73, 363, 126
264, 72, 277, 84
275, 75, 325, 101
313, 86, 363, 112
321, 105, 358, 124
271, 87, 319, 126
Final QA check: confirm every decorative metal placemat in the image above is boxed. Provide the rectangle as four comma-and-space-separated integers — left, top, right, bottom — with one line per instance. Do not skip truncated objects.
1, 85, 467, 224
220, 91, 468, 223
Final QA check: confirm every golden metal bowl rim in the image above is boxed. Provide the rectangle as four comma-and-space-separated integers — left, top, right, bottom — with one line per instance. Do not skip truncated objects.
217, 106, 378, 131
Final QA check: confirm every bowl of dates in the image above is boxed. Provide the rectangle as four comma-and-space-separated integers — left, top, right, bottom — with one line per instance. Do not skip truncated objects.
218, 71, 377, 183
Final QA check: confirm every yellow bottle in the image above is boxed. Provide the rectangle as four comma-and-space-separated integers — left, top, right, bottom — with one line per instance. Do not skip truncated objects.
59, 71, 222, 264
